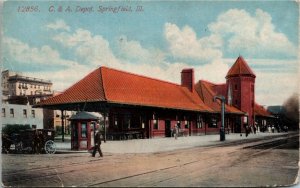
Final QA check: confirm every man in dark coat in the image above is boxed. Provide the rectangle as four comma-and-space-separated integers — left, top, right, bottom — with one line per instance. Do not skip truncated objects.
32, 130, 39, 154
92, 130, 103, 157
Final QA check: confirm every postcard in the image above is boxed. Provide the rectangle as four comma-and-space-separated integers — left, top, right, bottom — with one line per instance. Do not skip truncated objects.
1, 1, 299, 187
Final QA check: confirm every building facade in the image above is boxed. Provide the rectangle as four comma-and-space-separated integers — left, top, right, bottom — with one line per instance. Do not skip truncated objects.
36, 56, 272, 139
1, 103, 43, 129
225, 56, 256, 127
1, 70, 73, 131
8, 74, 52, 97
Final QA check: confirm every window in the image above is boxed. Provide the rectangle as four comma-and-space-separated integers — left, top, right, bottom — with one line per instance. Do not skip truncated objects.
23, 109, 27, 118
196, 115, 203, 128
141, 116, 146, 129
2, 108, 5, 117
153, 119, 159, 129
81, 123, 87, 138
208, 117, 218, 128
124, 115, 131, 129
31, 110, 35, 118
10, 108, 14, 118
234, 84, 238, 90
177, 121, 181, 129
184, 121, 189, 129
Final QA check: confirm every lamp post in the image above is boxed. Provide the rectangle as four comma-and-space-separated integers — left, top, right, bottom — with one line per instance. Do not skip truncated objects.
213, 95, 225, 141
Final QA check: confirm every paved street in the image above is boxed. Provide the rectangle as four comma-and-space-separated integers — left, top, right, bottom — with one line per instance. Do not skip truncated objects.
2, 132, 299, 187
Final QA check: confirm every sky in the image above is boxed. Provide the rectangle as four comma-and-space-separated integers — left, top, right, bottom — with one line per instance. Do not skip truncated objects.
1, 1, 299, 106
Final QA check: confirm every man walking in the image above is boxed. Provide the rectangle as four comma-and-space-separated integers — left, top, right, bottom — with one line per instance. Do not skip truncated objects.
92, 130, 103, 157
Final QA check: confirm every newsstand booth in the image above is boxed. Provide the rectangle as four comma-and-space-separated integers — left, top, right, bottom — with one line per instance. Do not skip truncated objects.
69, 111, 100, 150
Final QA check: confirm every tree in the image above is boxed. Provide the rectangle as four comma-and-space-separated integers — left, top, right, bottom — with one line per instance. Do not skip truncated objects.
282, 93, 299, 130
2, 124, 31, 136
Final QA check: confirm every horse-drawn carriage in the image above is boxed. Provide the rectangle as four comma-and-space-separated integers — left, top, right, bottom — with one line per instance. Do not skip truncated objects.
2, 129, 56, 154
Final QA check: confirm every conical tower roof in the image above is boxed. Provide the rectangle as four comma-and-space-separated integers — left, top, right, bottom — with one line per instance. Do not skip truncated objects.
226, 56, 256, 78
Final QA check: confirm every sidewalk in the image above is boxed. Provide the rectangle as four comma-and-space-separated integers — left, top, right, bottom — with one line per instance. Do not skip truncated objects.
55, 132, 292, 154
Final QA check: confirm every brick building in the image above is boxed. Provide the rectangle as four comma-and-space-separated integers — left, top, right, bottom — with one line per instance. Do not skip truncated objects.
36, 56, 272, 139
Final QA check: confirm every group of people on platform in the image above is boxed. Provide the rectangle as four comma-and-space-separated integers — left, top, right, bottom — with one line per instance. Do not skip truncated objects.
244, 123, 288, 137
89, 123, 289, 157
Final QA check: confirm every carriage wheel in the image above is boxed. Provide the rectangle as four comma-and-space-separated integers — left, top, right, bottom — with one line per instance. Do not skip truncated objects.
44, 140, 56, 154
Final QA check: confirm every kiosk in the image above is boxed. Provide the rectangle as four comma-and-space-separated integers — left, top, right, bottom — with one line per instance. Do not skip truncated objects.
69, 111, 100, 150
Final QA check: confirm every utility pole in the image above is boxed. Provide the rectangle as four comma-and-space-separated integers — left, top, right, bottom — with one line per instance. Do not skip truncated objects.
61, 109, 64, 142
213, 95, 225, 141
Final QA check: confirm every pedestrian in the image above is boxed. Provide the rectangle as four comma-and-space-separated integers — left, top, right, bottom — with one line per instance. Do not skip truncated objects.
92, 130, 103, 157
174, 124, 178, 139
271, 125, 275, 133
254, 125, 257, 134
37, 132, 44, 154
32, 129, 39, 154
245, 125, 250, 137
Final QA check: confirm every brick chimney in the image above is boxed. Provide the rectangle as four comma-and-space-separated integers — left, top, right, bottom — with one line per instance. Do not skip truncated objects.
181, 68, 194, 92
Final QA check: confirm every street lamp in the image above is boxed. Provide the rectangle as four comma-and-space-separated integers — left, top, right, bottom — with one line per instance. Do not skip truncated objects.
213, 95, 225, 141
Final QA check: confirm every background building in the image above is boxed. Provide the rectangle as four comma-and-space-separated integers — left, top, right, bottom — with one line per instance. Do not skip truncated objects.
1, 70, 53, 104
1, 103, 43, 129
1, 70, 73, 132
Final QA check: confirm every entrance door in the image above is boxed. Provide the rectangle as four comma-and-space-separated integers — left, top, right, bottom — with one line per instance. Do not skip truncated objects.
71, 123, 78, 150
235, 117, 241, 133
165, 120, 171, 137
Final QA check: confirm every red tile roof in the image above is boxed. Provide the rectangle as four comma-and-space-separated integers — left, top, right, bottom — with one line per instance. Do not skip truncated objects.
38, 68, 105, 105
38, 66, 212, 112
226, 56, 256, 78
195, 80, 244, 114
254, 103, 273, 117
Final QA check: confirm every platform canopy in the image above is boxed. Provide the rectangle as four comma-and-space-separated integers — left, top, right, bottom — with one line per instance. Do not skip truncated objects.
34, 66, 213, 113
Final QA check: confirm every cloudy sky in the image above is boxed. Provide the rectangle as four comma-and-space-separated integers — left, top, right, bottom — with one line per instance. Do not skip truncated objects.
1, 1, 298, 106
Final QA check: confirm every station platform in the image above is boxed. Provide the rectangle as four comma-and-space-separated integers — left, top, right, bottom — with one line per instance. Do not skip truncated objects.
55, 132, 294, 154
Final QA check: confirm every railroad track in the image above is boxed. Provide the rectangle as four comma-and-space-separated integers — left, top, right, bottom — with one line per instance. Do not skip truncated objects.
84, 133, 300, 187
2, 133, 298, 187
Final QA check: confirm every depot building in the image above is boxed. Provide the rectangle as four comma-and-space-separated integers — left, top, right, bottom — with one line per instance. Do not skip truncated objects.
35, 56, 273, 149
